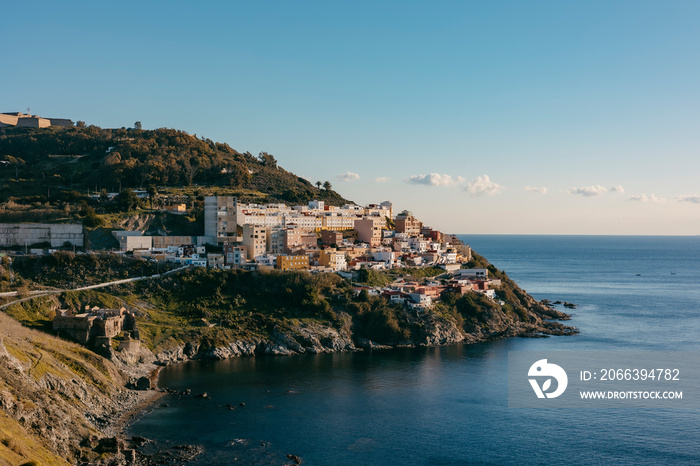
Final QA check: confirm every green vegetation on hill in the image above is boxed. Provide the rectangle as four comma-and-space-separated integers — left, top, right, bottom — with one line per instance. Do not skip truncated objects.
7, 252, 177, 290
0, 125, 352, 223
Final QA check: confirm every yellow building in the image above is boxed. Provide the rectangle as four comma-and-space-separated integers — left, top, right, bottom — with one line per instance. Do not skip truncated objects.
276, 254, 310, 271
320, 250, 339, 268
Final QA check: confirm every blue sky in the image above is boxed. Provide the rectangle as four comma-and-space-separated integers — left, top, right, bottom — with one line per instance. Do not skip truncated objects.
3, 1, 699, 234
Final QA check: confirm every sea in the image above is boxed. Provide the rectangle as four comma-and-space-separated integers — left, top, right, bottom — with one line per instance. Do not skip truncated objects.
129, 235, 700, 465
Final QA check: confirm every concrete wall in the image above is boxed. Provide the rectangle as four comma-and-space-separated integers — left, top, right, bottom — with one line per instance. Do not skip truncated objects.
0, 223, 84, 247
120, 235, 152, 251
16, 117, 51, 128
152, 236, 195, 248
47, 118, 74, 127
204, 196, 218, 239
0, 114, 19, 126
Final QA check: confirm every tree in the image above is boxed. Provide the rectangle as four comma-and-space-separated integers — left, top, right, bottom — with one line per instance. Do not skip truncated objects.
323, 181, 332, 191
1, 256, 10, 282
114, 188, 141, 212
316, 181, 322, 189
134, 121, 142, 130
258, 152, 277, 168
183, 160, 200, 186
82, 206, 104, 227
228, 163, 251, 188
147, 184, 157, 208
76, 121, 86, 128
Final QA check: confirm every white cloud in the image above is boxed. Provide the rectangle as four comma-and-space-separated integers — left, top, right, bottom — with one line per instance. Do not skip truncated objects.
408, 173, 465, 187
375, 176, 390, 183
628, 194, 666, 203
337, 171, 360, 182
610, 185, 625, 193
525, 186, 548, 194
677, 194, 700, 204
466, 175, 505, 197
568, 185, 608, 197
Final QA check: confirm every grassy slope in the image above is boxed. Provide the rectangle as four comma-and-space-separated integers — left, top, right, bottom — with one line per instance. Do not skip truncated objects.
0, 311, 130, 465
0, 410, 69, 466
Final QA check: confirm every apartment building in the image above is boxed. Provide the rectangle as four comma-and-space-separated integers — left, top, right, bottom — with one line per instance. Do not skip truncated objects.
205, 197, 392, 243
319, 250, 347, 271
204, 196, 239, 243
321, 230, 343, 246
268, 227, 286, 255
277, 254, 310, 271
242, 224, 268, 258
223, 244, 247, 267
354, 217, 385, 247
395, 211, 422, 236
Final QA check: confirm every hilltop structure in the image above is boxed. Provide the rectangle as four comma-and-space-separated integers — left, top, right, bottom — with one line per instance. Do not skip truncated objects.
0, 112, 73, 128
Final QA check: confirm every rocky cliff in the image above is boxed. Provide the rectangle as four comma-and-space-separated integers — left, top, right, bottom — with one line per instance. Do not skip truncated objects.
0, 312, 159, 465
153, 304, 575, 365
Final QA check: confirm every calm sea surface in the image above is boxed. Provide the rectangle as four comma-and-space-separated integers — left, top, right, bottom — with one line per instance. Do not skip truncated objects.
129, 235, 700, 465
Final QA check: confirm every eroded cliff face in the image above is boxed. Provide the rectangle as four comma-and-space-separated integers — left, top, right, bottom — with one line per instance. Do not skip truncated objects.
0, 313, 158, 465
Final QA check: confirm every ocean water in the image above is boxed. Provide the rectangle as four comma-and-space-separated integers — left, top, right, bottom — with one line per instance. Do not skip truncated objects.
129, 235, 700, 465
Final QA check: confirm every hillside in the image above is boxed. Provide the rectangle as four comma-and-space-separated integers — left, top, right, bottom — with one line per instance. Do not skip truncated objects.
0, 125, 351, 222
0, 311, 157, 465
3, 253, 575, 358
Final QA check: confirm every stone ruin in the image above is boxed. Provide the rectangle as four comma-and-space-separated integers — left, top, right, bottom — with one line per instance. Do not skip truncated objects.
53, 305, 141, 357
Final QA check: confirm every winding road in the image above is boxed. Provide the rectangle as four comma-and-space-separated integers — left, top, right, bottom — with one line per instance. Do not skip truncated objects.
0, 265, 190, 310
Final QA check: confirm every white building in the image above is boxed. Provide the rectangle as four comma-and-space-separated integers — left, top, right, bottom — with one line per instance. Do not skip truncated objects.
456, 268, 489, 278
204, 197, 392, 244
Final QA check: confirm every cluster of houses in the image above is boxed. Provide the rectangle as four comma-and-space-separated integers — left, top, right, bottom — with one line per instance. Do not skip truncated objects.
360, 267, 502, 312
106, 197, 503, 310
116, 198, 472, 275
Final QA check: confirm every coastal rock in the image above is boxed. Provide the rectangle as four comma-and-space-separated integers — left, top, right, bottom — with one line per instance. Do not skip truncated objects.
289, 320, 356, 353
414, 314, 466, 346
258, 340, 295, 356
355, 338, 392, 350
136, 376, 151, 391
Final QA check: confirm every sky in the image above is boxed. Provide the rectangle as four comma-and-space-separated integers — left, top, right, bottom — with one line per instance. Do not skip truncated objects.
3, 1, 699, 235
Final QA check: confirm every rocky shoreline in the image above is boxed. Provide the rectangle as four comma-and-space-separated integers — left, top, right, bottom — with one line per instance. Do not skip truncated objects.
116, 303, 577, 464
153, 315, 576, 364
